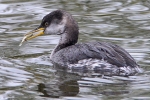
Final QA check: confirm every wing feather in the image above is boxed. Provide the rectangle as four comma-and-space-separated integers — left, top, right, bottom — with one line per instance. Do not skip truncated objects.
52, 42, 138, 67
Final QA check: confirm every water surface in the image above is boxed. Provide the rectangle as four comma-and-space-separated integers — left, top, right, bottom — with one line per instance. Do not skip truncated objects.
0, 0, 150, 100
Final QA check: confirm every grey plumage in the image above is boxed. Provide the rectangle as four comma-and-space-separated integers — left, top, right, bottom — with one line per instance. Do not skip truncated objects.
34, 10, 141, 75
52, 42, 138, 68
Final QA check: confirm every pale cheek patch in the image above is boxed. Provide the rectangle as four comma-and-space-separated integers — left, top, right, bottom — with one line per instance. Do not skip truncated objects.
45, 22, 66, 35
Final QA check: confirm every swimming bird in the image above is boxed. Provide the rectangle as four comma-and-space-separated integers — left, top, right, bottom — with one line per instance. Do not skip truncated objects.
20, 10, 141, 76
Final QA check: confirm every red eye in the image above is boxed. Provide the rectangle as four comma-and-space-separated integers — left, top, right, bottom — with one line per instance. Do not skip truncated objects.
45, 22, 49, 26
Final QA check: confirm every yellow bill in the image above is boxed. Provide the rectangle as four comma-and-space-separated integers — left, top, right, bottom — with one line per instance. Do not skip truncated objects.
19, 28, 44, 46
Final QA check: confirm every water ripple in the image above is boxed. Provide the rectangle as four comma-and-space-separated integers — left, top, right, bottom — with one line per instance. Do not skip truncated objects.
0, 4, 13, 14
128, 13, 150, 20
0, 58, 33, 88
119, 4, 149, 12
0, 0, 150, 99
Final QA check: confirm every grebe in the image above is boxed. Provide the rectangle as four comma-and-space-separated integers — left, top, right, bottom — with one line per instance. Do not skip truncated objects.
20, 10, 141, 76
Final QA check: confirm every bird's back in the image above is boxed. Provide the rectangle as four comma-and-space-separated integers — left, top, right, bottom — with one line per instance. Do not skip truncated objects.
51, 42, 138, 68
51, 42, 141, 76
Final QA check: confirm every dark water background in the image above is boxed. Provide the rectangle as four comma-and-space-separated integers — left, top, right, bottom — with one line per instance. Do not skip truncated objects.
0, 0, 150, 100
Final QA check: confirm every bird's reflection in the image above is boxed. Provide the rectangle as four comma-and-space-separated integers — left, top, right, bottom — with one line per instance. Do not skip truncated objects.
37, 64, 81, 98
37, 63, 132, 98
38, 80, 79, 98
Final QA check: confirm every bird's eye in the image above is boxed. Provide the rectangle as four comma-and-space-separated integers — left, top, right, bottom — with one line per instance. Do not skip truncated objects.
45, 22, 49, 26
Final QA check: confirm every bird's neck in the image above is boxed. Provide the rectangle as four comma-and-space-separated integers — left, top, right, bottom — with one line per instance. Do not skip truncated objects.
50, 14, 79, 57
51, 26, 79, 57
